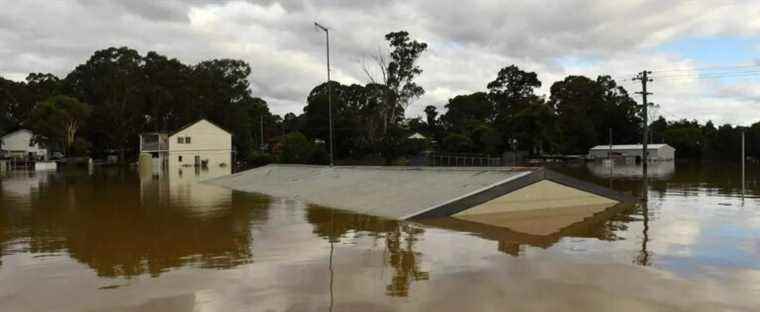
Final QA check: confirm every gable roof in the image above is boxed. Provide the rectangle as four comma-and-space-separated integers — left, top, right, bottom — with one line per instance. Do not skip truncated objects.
169, 119, 231, 137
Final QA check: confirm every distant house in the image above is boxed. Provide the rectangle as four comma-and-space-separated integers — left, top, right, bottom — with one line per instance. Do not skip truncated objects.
588, 144, 675, 161
0, 129, 47, 160
139, 119, 232, 169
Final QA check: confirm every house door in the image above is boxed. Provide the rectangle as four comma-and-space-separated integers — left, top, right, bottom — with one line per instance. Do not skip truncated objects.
194, 155, 201, 167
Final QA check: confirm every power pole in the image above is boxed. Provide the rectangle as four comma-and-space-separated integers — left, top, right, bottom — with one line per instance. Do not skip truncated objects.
742, 130, 746, 199
609, 127, 613, 188
608, 128, 613, 159
260, 115, 264, 150
634, 70, 652, 200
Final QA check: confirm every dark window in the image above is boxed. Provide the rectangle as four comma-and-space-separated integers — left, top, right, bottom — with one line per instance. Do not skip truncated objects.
185, 136, 191, 144
178, 156, 183, 162
177, 137, 184, 144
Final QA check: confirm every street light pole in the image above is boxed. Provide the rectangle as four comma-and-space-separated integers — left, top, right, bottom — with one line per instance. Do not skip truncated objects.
315, 22, 334, 166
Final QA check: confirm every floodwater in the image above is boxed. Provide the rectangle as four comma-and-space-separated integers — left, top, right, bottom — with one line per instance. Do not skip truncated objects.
1, 162, 760, 311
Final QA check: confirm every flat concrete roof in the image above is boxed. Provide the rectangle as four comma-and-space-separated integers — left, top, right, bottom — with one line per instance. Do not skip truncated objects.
206, 165, 532, 219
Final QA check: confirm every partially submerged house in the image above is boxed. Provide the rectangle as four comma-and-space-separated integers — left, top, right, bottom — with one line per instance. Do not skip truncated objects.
588, 144, 675, 161
139, 119, 232, 170
0, 129, 47, 160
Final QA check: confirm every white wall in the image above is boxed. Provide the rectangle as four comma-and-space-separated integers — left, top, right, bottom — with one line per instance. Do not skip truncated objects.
658, 146, 676, 160
589, 146, 675, 161
167, 120, 232, 168
1, 130, 47, 159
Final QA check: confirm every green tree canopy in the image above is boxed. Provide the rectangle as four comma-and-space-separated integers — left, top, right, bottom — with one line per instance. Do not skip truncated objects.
27, 95, 91, 155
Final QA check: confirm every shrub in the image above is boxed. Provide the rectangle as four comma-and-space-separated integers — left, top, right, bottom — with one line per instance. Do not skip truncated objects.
279, 132, 314, 163
248, 151, 273, 167
442, 133, 472, 153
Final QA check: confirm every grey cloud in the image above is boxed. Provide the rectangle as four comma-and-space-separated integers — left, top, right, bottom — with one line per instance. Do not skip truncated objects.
1, 0, 759, 122
115, 0, 193, 22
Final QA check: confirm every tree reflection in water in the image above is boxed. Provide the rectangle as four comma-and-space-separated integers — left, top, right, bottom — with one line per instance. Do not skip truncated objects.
0, 168, 269, 278
306, 206, 430, 297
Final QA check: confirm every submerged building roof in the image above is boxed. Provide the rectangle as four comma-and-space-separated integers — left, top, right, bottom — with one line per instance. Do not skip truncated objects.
206, 165, 636, 230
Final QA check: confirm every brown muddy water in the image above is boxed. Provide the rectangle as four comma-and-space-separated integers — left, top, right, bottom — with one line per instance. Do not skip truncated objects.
1, 162, 760, 311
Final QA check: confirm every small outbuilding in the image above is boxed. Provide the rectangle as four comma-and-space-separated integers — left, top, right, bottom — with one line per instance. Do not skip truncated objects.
588, 144, 675, 161
0, 129, 48, 160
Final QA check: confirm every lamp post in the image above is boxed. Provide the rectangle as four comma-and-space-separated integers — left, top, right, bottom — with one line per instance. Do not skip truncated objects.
314, 22, 334, 166
510, 138, 518, 167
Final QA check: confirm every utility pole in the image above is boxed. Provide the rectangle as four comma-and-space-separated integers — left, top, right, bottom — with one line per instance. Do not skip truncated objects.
608, 128, 613, 159
609, 127, 613, 188
742, 130, 746, 199
634, 70, 652, 200
260, 115, 264, 150
314, 22, 334, 166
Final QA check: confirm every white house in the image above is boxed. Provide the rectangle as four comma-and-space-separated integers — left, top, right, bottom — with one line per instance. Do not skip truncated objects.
588, 144, 676, 161
139, 119, 232, 170
0, 129, 47, 160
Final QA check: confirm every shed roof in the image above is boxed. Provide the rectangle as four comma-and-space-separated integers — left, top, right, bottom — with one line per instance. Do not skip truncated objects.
589, 144, 672, 151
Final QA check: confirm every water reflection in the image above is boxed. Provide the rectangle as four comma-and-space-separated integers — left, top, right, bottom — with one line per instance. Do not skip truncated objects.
307, 206, 430, 297
587, 160, 675, 180
635, 201, 652, 266
420, 203, 636, 257
1, 167, 268, 277
3, 163, 760, 311
0, 170, 52, 209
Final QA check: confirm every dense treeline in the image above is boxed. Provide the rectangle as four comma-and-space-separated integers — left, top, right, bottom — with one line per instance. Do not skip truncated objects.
288, 65, 644, 157
1, 30, 756, 164
1, 47, 275, 160
650, 117, 760, 160
289, 62, 758, 161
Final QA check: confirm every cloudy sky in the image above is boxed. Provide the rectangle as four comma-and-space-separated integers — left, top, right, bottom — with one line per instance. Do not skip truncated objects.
1, 0, 760, 125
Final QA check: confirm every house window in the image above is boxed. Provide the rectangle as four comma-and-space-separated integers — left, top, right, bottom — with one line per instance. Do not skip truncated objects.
185, 136, 191, 144
178, 156, 183, 162
177, 137, 184, 144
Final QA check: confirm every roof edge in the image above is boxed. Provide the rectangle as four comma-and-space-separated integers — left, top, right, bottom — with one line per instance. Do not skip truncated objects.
169, 119, 232, 137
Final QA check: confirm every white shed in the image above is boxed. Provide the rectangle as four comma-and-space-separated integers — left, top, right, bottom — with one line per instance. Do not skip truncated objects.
0, 129, 48, 160
588, 144, 675, 161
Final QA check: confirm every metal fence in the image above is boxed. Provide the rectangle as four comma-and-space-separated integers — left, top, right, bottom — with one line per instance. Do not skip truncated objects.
426, 153, 504, 167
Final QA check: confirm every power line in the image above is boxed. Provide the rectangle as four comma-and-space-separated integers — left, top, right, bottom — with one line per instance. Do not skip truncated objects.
651, 64, 760, 74
652, 69, 760, 79
650, 73, 760, 83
